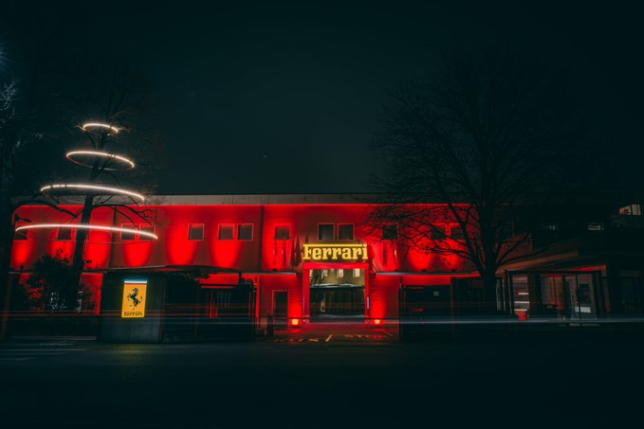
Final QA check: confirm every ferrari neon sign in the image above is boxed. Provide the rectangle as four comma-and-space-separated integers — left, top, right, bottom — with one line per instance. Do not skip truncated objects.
303, 243, 367, 261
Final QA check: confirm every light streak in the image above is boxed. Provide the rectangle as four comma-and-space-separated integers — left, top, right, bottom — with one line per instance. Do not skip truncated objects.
81, 122, 120, 134
40, 183, 145, 202
66, 150, 135, 170
15, 223, 158, 240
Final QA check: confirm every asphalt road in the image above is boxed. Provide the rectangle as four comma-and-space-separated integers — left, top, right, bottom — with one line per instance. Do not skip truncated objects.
1, 327, 643, 429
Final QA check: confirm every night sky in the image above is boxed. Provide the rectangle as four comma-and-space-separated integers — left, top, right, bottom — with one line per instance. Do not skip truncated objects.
3, 1, 644, 194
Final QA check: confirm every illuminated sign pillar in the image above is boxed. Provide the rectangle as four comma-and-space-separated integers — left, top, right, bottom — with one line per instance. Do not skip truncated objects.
121, 279, 148, 318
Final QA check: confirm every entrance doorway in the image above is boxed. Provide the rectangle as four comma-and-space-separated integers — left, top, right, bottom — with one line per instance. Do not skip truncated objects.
309, 268, 365, 321
273, 291, 289, 328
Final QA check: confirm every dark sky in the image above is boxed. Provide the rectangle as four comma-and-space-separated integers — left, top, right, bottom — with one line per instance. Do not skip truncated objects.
4, 1, 644, 194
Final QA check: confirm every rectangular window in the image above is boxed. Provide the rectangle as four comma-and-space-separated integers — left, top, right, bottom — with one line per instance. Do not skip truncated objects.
619, 204, 642, 216
121, 224, 136, 241
139, 225, 155, 241
275, 226, 291, 240
353, 269, 361, 278
57, 227, 73, 241
338, 224, 354, 240
238, 224, 253, 241
318, 224, 335, 241
189, 224, 204, 241
431, 225, 446, 240
542, 223, 558, 231
218, 224, 234, 240
337, 269, 344, 278
382, 224, 398, 241
451, 225, 464, 240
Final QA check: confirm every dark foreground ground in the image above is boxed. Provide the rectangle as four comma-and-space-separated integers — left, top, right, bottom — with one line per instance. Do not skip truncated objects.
2, 322, 644, 429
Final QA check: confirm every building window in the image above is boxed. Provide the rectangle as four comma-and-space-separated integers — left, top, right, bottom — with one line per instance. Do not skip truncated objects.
382, 224, 398, 241
275, 226, 291, 240
139, 225, 155, 241
121, 224, 136, 241
431, 225, 446, 240
451, 225, 464, 240
57, 227, 73, 241
338, 224, 354, 240
218, 224, 234, 240
619, 204, 641, 216
353, 269, 361, 278
189, 224, 204, 241
238, 224, 253, 241
337, 269, 344, 278
542, 223, 558, 231
587, 222, 604, 231
318, 224, 334, 241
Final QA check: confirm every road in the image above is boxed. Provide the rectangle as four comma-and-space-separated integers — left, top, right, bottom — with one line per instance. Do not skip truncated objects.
1, 325, 643, 428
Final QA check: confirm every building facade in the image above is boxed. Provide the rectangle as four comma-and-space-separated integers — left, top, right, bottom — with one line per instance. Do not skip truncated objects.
9, 194, 644, 332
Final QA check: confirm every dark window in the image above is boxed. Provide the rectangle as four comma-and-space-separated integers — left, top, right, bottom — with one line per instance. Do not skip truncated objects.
218, 225, 234, 240
430, 225, 446, 240
139, 225, 155, 241
542, 223, 558, 231
121, 224, 136, 241
238, 224, 253, 241
275, 226, 291, 240
57, 228, 73, 241
318, 224, 335, 241
338, 224, 354, 240
189, 224, 204, 241
382, 224, 398, 241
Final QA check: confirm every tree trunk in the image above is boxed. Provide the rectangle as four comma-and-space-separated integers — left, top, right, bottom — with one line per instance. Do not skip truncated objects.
0, 202, 16, 341
70, 195, 95, 306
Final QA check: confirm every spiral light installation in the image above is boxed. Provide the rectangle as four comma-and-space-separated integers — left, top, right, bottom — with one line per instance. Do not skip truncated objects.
15, 223, 158, 240
66, 150, 135, 170
40, 183, 145, 202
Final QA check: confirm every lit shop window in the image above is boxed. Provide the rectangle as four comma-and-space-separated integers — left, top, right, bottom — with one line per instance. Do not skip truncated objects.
57, 227, 74, 241
238, 224, 253, 241
188, 224, 204, 241
318, 224, 334, 241
275, 226, 291, 240
353, 269, 361, 278
321, 269, 329, 278
337, 269, 345, 278
139, 225, 155, 241
338, 224, 354, 240
218, 225, 234, 240
587, 222, 604, 231
382, 224, 398, 241
619, 204, 642, 216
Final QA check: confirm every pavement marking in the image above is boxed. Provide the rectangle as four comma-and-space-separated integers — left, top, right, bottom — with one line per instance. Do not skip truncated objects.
325, 334, 333, 343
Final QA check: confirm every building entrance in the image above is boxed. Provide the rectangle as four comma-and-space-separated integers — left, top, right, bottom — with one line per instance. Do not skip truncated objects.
309, 268, 365, 321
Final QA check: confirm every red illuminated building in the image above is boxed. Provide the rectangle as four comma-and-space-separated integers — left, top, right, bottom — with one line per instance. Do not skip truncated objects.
10, 194, 644, 335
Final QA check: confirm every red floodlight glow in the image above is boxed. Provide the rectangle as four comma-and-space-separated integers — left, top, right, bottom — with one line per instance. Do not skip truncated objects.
66, 150, 135, 170
15, 223, 158, 240
40, 183, 145, 202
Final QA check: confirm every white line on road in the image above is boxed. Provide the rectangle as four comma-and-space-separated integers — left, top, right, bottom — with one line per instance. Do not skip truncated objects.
325, 334, 333, 343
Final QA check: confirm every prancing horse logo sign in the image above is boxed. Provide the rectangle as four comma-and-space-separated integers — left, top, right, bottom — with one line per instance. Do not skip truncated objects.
121, 280, 147, 318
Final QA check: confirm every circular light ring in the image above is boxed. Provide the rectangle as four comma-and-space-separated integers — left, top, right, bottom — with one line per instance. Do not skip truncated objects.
40, 183, 145, 202
66, 150, 135, 170
81, 122, 120, 134
15, 224, 158, 240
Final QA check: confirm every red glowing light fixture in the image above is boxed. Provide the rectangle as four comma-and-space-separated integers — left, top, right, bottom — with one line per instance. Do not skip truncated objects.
373, 318, 382, 326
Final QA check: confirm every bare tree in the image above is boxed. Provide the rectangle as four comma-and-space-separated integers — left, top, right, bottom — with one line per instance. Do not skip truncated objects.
372, 47, 585, 313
